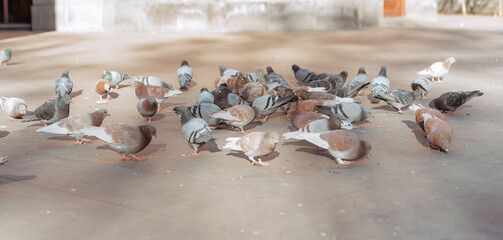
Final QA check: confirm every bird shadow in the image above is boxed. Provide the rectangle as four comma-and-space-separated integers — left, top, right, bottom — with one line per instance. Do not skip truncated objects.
401, 120, 429, 148
160, 102, 187, 111
372, 105, 397, 112
108, 92, 119, 99
0, 130, 8, 138
287, 126, 297, 131
4, 62, 25, 66
186, 80, 198, 91
150, 113, 166, 121
47, 135, 98, 143
70, 89, 83, 98
0, 174, 37, 185
27, 122, 45, 127
116, 84, 130, 90
199, 140, 221, 153
294, 147, 332, 158
138, 143, 167, 156
225, 151, 279, 164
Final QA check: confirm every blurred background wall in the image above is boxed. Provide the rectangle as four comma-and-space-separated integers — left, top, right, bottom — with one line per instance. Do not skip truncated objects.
26, 0, 437, 32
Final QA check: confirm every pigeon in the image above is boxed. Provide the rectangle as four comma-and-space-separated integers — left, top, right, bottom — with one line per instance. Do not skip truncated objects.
251, 94, 297, 122
239, 81, 280, 103
197, 87, 215, 104
224, 132, 280, 166
37, 108, 109, 144
217, 64, 240, 88
188, 103, 223, 126
137, 96, 158, 123
177, 60, 193, 91
132, 81, 182, 109
312, 71, 348, 91
417, 57, 456, 81
422, 113, 453, 153
292, 64, 316, 83
282, 130, 372, 165
375, 89, 421, 113
211, 104, 256, 133
315, 102, 373, 125
290, 99, 324, 113
429, 91, 483, 113
266, 66, 290, 91
80, 124, 157, 161
255, 69, 267, 85
1, 97, 27, 120
370, 66, 390, 103
102, 70, 129, 90
295, 89, 355, 102
287, 109, 326, 130
95, 79, 111, 101
226, 72, 249, 94
212, 86, 248, 110
131, 75, 173, 89
335, 66, 370, 98
284, 114, 344, 137
55, 70, 73, 99
409, 104, 446, 131
411, 77, 432, 99
0, 47, 12, 66
22, 95, 72, 125
174, 106, 214, 155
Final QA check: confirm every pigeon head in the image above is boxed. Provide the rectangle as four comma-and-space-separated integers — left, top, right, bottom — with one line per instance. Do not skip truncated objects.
291, 64, 300, 73
411, 91, 422, 100
328, 114, 343, 130
428, 99, 436, 108
200, 87, 209, 93
266, 66, 274, 74
363, 108, 374, 119
265, 131, 281, 146
5, 47, 12, 54
357, 66, 366, 75
297, 89, 310, 100
181, 59, 189, 66
358, 140, 372, 158
446, 57, 456, 64
219, 64, 227, 76
95, 108, 110, 116
173, 106, 194, 125
147, 96, 156, 104
378, 66, 387, 77
131, 80, 144, 88
61, 70, 69, 78
340, 71, 348, 80
139, 125, 157, 138
59, 95, 72, 105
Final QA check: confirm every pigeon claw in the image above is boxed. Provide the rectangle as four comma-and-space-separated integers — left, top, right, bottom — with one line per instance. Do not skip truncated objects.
121, 154, 146, 161
335, 158, 353, 165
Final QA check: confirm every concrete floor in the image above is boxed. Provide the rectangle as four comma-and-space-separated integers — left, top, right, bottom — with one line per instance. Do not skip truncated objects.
1, 16, 502, 239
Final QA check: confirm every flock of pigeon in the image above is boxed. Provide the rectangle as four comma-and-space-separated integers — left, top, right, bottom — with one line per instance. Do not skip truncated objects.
0, 46, 484, 166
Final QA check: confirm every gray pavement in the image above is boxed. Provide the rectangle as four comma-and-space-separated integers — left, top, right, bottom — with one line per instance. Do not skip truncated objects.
0, 15, 502, 239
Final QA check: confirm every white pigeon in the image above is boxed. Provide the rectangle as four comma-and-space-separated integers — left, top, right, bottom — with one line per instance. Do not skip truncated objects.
1, 97, 27, 120
282, 130, 372, 165
224, 132, 280, 166
36, 109, 109, 144
417, 57, 456, 82
131, 75, 173, 89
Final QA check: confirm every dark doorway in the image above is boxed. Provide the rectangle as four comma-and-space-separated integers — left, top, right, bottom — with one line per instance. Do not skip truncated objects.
1, 0, 32, 24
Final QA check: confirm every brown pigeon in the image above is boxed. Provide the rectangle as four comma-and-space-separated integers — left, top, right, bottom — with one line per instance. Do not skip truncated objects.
137, 96, 158, 123
287, 109, 326, 130
132, 81, 182, 109
210, 104, 256, 134
422, 113, 453, 153
95, 79, 111, 100
283, 130, 372, 165
409, 104, 446, 131
224, 132, 280, 166
80, 124, 157, 161
36, 109, 109, 144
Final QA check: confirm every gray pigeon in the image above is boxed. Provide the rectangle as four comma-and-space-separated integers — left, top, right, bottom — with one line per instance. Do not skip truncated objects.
188, 103, 223, 126
335, 66, 370, 98
370, 66, 390, 103
266, 66, 290, 91
178, 60, 193, 91
251, 94, 297, 122
55, 71, 73, 99
173, 106, 214, 155
80, 124, 156, 161
429, 90, 483, 112
315, 102, 373, 125
312, 71, 348, 90
137, 96, 158, 123
197, 87, 214, 104
212, 86, 248, 110
103, 70, 129, 90
375, 89, 421, 113
0, 47, 12, 66
131, 75, 173, 89
22, 95, 72, 125
292, 64, 316, 83
411, 77, 432, 99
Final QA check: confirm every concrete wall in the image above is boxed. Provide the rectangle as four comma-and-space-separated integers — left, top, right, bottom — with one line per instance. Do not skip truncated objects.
32, 0, 383, 32
406, 0, 437, 20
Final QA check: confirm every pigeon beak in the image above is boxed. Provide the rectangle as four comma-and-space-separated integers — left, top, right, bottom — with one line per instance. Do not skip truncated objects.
107, 113, 111, 116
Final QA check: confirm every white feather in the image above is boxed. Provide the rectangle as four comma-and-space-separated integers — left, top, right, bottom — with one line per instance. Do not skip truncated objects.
164, 90, 182, 98
223, 137, 242, 151
36, 123, 70, 134
211, 110, 240, 122
282, 131, 329, 149
80, 126, 114, 144
307, 87, 327, 93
